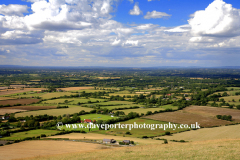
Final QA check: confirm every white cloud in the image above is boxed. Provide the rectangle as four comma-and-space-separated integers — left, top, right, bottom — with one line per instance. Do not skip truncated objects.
136, 24, 159, 30
129, 3, 142, 15
0, 4, 28, 16
123, 40, 139, 46
144, 10, 171, 19
128, 0, 134, 3
0, 0, 240, 67
111, 38, 121, 46
189, 0, 240, 37
165, 24, 190, 33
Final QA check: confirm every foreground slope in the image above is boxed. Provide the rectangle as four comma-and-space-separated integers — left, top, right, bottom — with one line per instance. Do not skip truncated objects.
25, 139, 240, 160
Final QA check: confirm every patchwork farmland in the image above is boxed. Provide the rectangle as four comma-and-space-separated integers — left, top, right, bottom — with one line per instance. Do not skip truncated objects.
1, 68, 240, 160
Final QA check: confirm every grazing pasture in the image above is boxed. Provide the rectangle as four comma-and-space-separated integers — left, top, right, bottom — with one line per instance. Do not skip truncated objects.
0, 129, 60, 140
80, 114, 117, 121
43, 98, 105, 104
85, 101, 134, 106
0, 99, 40, 106
108, 93, 147, 97
118, 105, 178, 115
0, 140, 104, 160
40, 92, 76, 99
100, 104, 144, 110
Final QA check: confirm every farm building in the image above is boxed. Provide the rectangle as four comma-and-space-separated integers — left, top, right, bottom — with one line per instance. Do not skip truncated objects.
103, 139, 116, 144
1, 116, 10, 120
0, 87, 8, 90
122, 140, 130, 144
84, 119, 92, 123
10, 85, 27, 88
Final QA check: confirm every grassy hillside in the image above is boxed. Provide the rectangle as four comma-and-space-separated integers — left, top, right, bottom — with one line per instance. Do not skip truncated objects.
160, 124, 240, 142
27, 139, 240, 160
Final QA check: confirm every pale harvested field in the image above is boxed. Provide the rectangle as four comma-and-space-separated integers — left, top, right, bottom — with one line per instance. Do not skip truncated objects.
1, 105, 57, 111
183, 106, 240, 122
57, 87, 94, 91
97, 77, 120, 79
160, 124, 240, 142
0, 99, 40, 106
0, 109, 27, 115
48, 133, 163, 144
145, 111, 232, 127
0, 140, 104, 160
135, 92, 151, 94
0, 97, 16, 101
15, 106, 93, 117
0, 88, 44, 96
40, 92, 76, 99
27, 139, 240, 160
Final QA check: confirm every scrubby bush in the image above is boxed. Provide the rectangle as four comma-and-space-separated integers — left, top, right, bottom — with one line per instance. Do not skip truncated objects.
163, 139, 168, 144
164, 131, 171, 135
125, 131, 131, 135
40, 134, 46, 137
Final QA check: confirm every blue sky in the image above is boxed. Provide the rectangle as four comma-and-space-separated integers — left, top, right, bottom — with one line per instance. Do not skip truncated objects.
0, 0, 240, 67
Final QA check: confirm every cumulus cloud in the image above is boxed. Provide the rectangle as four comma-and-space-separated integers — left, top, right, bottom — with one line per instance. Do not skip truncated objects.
0, 0, 120, 32
136, 24, 159, 30
144, 10, 171, 19
111, 38, 121, 46
189, 0, 240, 37
165, 24, 190, 33
1, 0, 240, 66
0, 4, 28, 16
123, 40, 139, 46
129, 3, 142, 15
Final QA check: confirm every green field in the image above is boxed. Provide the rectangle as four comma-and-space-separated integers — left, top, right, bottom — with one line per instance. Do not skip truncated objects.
100, 104, 144, 110
117, 105, 178, 115
108, 93, 147, 97
61, 114, 118, 132
15, 106, 93, 117
94, 118, 188, 138
0, 129, 60, 140
40, 92, 78, 99
43, 98, 106, 104
85, 101, 135, 106
72, 89, 110, 93
80, 114, 118, 121
7, 92, 76, 99
227, 87, 240, 91
222, 95, 240, 101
